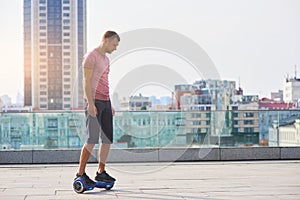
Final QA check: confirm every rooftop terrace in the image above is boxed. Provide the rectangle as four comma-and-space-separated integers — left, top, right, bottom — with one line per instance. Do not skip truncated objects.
1, 161, 300, 200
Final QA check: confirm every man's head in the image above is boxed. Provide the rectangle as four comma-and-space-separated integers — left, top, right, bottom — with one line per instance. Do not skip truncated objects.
102, 31, 120, 54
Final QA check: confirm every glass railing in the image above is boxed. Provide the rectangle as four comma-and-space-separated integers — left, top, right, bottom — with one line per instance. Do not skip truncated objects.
1, 109, 300, 150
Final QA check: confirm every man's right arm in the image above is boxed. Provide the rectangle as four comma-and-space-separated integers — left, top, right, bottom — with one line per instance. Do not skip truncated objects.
83, 67, 97, 117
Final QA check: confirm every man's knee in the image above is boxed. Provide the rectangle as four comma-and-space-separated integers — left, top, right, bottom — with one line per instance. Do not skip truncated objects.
84, 143, 95, 151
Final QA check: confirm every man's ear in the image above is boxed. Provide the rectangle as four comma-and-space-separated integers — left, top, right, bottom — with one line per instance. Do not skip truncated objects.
102, 38, 108, 45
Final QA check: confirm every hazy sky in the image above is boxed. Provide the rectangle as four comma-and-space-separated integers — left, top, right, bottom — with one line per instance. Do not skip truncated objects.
0, 0, 299, 102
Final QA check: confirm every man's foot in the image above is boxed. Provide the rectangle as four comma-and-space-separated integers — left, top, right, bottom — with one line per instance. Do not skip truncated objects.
95, 171, 116, 182
75, 173, 96, 186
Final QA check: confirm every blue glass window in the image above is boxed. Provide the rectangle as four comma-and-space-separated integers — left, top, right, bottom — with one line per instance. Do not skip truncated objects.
63, 19, 70, 24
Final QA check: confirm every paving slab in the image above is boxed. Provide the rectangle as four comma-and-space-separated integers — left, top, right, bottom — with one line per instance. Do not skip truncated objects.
0, 161, 299, 200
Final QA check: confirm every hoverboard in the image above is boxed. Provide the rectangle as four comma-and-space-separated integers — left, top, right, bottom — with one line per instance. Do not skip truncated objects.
73, 177, 114, 193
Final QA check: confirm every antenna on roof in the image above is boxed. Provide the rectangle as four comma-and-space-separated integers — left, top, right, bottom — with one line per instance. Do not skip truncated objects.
295, 65, 297, 79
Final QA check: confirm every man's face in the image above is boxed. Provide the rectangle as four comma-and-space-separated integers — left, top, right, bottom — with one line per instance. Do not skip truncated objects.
105, 37, 119, 54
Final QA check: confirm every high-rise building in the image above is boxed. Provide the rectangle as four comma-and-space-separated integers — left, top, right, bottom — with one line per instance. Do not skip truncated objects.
24, 0, 86, 110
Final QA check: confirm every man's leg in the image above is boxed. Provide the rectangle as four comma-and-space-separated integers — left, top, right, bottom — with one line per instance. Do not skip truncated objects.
78, 143, 95, 175
94, 101, 115, 182
97, 143, 110, 173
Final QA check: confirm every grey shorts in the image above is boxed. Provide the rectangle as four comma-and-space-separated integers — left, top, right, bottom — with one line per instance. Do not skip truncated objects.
85, 100, 113, 144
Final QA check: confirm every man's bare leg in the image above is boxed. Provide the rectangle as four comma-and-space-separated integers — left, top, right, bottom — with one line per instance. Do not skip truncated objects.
78, 143, 95, 175
97, 143, 110, 173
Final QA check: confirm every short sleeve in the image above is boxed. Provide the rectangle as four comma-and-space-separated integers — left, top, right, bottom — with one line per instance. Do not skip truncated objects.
82, 53, 95, 69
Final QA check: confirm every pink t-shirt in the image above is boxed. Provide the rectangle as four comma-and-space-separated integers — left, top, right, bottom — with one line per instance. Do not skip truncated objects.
82, 49, 110, 101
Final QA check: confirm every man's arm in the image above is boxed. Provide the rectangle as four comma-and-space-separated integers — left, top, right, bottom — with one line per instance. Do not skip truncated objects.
83, 67, 97, 117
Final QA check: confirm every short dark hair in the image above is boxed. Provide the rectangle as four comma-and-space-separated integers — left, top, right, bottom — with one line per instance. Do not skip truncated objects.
102, 31, 120, 41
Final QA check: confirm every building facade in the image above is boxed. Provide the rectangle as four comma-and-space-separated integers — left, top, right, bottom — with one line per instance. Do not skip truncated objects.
269, 119, 300, 146
24, 0, 86, 110
0, 112, 85, 149
283, 76, 300, 104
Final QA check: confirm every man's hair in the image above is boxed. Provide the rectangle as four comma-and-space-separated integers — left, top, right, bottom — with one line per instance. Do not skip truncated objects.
102, 31, 120, 41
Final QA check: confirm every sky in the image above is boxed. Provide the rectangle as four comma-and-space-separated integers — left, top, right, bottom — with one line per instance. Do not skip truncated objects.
0, 0, 300, 102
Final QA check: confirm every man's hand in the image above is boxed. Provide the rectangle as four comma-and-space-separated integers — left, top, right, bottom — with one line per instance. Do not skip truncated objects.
87, 103, 97, 117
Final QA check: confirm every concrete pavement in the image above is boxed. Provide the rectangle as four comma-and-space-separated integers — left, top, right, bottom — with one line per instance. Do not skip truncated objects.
1, 161, 300, 200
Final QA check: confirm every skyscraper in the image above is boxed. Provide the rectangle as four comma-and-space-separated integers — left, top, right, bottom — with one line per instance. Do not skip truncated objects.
24, 0, 86, 110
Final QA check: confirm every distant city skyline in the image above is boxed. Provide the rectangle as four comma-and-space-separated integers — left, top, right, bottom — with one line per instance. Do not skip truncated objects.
1, 0, 300, 103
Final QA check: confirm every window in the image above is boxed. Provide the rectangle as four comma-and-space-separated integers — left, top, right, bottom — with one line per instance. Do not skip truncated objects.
244, 113, 254, 118
244, 120, 254, 125
63, 6, 70, 10
63, 52, 70, 56
64, 72, 71, 76
63, 26, 70, 30
40, 98, 47, 102
64, 58, 70, 63
63, 13, 70, 17
232, 106, 238, 110
64, 65, 70, 70
39, 6, 46, 11
63, 32, 70, 36
39, 19, 46, 24
48, 119, 58, 128
63, 19, 70, 24
40, 104, 47, 108
244, 128, 254, 133
39, 13, 46, 17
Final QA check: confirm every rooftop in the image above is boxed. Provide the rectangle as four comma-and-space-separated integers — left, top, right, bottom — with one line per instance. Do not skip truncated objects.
1, 161, 300, 200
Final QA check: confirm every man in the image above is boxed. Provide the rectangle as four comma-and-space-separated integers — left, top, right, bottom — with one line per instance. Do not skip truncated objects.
75, 31, 120, 185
